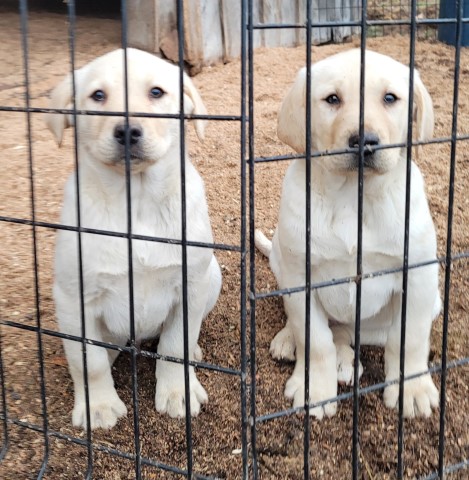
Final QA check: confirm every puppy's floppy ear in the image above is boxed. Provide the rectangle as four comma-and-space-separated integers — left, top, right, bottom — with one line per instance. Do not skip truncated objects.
413, 70, 434, 150
183, 73, 207, 142
45, 74, 75, 146
277, 67, 307, 153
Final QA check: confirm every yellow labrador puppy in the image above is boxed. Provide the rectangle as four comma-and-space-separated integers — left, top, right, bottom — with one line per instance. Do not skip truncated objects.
46, 48, 221, 429
256, 49, 440, 419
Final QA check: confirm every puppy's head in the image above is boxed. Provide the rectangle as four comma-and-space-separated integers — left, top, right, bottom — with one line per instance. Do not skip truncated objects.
45, 48, 207, 173
278, 49, 434, 175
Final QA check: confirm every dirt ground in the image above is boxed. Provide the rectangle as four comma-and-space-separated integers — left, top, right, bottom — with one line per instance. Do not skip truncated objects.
0, 8, 468, 480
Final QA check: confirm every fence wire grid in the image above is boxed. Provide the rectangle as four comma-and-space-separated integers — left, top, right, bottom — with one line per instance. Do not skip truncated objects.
0, 0, 468, 479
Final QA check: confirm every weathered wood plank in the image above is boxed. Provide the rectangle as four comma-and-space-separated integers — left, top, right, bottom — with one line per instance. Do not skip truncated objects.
220, 0, 242, 61
262, 0, 281, 47
252, 0, 264, 48
127, 0, 159, 52
183, 0, 204, 66
127, 0, 361, 69
199, 0, 224, 64
279, 0, 297, 47
296, 0, 306, 45
313, 0, 333, 45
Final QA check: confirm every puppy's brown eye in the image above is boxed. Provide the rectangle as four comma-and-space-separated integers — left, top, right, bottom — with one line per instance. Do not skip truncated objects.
150, 87, 165, 99
325, 94, 341, 105
91, 90, 106, 102
384, 93, 398, 104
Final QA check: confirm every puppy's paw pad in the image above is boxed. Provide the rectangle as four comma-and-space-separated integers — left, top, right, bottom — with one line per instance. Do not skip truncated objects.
384, 375, 439, 418
336, 345, 363, 385
155, 378, 208, 418
270, 327, 295, 361
72, 396, 127, 430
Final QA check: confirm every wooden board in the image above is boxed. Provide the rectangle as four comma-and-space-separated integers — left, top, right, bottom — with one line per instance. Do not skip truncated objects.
128, 0, 360, 68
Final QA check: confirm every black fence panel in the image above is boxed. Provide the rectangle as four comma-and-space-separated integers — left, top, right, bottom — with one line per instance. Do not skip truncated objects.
0, 1, 468, 479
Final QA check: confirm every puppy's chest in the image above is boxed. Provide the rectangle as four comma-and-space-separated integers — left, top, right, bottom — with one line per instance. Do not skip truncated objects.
83, 195, 183, 273
99, 269, 181, 340
312, 200, 403, 262
313, 203, 402, 323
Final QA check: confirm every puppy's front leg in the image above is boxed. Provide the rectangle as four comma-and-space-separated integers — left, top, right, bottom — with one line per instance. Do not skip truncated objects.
283, 291, 338, 419
154, 284, 208, 418
270, 320, 296, 361
331, 323, 364, 386
57, 301, 128, 430
384, 267, 439, 417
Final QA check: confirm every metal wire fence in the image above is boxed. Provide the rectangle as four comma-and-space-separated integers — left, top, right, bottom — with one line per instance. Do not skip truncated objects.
367, 0, 441, 37
0, 0, 468, 478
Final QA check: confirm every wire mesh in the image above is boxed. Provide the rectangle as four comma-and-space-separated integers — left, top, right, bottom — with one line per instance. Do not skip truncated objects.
0, 0, 468, 478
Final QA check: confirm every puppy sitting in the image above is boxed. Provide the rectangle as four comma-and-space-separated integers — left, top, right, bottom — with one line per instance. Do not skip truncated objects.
256, 49, 440, 419
46, 48, 221, 429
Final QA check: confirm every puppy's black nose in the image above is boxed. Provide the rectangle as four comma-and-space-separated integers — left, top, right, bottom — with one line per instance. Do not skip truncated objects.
348, 132, 380, 156
114, 123, 143, 146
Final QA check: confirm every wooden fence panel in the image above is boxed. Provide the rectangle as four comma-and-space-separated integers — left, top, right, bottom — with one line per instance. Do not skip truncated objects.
128, 0, 360, 70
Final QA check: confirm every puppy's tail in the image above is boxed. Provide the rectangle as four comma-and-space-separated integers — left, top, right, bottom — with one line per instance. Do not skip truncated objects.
254, 229, 272, 258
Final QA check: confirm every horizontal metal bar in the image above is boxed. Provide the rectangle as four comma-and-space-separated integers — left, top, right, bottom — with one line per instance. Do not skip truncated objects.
0, 320, 241, 376
255, 357, 469, 423
0, 105, 242, 122
0, 216, 241, 253
255, 252, 469, 300
419, 459, 468, 480
0, 416, 215, 479
252, 17, 469, 30
254, 135, 469, 164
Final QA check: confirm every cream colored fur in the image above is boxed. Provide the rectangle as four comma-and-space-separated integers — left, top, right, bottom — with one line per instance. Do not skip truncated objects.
256, 49, 440, 419
47, 48, 221, 430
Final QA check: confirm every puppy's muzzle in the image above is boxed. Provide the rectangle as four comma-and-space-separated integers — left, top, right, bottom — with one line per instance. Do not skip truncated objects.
348, 132, 380, 170
112, 123, 148, 166
114, 123, 143, 146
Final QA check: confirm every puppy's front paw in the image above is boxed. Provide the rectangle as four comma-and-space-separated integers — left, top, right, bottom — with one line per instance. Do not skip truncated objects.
336, 344, 363, 385
155, 375, 208, 418
383, 374, 439, 417
284, 372, 337, 420
72, 392, 127, 430
270, 326, 296, 361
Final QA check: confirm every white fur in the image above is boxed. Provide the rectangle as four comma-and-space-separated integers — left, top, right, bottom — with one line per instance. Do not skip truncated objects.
47, 48, 221, 430
256, 49, 440, 419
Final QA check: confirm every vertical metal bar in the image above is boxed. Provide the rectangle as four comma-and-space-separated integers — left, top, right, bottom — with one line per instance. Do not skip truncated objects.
65, 1, 93, 477
18, 2, 50, 476
438, 1, 463, 477
240, 0, 249, 478
175, 0, 194, 476
120, 2, 141, 477
0, 327, 7, 460
352, 1, 368, 478
397, 1, 418, 477
248, 0, 258, 476
303, 1, 313, 478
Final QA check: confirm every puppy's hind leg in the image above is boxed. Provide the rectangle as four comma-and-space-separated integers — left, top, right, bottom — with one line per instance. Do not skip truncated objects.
194, 255, 222, 363
254, 229, 272, 257
202, 255, 222, 318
